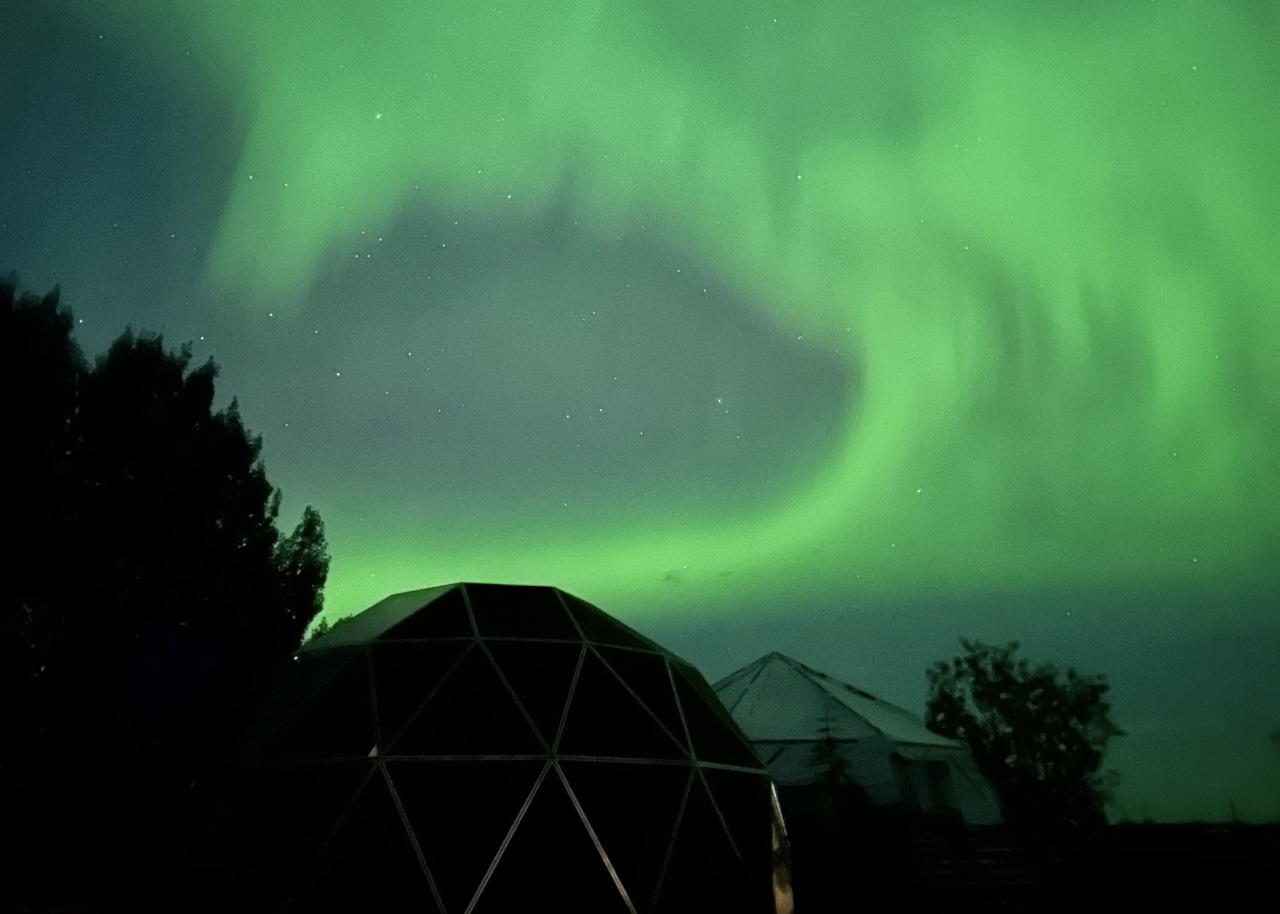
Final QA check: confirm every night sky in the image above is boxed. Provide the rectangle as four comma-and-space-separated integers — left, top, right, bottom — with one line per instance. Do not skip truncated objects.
3, 0, 1277, 822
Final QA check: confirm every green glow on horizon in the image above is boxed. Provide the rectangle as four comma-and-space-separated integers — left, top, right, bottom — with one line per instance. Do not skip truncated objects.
103, 1, 1279, 617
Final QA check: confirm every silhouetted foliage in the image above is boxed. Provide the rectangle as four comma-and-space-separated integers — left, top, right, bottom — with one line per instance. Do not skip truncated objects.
925, 638, 1123, 827
274, 506, 331, 646
304, 611, 355, 642
2, 275, 329, 746
1, 275, 88, 762
807, 711, 851, 822
0, 274, 329, 906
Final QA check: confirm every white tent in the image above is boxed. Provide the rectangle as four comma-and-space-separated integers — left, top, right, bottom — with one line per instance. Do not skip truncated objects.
714, 652, 1001, 825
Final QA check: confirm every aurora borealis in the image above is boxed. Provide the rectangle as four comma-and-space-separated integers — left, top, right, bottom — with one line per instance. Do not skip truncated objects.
3, 0, 1277, 821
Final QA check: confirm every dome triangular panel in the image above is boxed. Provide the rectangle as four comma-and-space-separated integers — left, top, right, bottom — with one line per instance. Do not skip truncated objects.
561, 593, 654, 650
259, 651, 376, 762
701, 768, 773, 870
390, 759, 544, 914
672, 670, 762, 768
656, 772, 769, 913
244, 762, 372, 903
391, 646, 541, 757
467, 583, 579, 640
595, 646, 687, 752
485, 640, 582, 747
380, 587, 474, 641
288, 771, 438, 911
561, 760, 691, 913
371, 640, 470, 749
559, 650, 686, 760
473, 770, 630, 914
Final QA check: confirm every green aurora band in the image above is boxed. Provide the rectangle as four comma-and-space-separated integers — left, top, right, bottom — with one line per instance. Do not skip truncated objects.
102, 0, 1279, 618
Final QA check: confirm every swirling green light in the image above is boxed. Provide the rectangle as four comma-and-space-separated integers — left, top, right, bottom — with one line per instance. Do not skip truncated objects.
101, 1, 1279, 616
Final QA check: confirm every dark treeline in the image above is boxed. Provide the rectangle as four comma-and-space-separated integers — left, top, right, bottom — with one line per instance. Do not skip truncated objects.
0, 275, 328, 909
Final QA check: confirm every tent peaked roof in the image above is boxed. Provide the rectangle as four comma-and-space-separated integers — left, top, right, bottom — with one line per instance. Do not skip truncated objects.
714, 651, 958, 749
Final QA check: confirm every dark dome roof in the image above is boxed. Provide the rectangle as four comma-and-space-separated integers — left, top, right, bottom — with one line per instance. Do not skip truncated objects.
234, 583, 774, 913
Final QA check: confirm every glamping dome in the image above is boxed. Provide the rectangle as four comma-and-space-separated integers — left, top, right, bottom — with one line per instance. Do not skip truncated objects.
234, 583, 776, 913
714, 652, 1002, 825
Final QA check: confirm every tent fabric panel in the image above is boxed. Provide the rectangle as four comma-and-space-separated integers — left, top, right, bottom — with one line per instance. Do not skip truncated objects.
710, 654, 768, 715
843, 736, 903, 805
946, 756, 1004, 824
751, 738, 902, 804
811, 675, 959, 749
723, 658, 879, 742
749, 743, 818, 786
758, 739, 1002, 821
894, 743, 967, 763
716, 653, 957, 748
781, 655, 955, 747
894, 756, 958, 816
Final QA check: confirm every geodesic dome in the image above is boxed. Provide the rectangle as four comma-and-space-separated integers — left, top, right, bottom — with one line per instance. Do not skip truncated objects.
235, 583, 775, 913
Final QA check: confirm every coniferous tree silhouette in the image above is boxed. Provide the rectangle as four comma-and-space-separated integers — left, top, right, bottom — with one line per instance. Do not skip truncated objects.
809, 709, 850, 822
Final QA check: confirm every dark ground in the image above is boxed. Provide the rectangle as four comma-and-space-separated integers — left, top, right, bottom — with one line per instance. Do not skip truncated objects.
4, 785, 1278, 913
788, 819, 1280, 913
